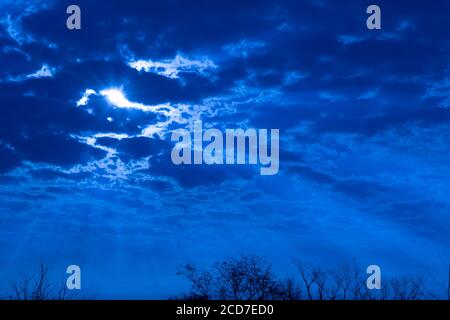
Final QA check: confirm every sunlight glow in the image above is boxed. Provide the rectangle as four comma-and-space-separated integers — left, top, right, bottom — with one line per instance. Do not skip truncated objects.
100, 88, 156, 112
99, 88, 175, 114
76, 86, 189, 138
100, 89, 130, 108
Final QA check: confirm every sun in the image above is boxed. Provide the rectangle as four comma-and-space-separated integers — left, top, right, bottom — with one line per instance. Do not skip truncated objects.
100, 88, 131, 108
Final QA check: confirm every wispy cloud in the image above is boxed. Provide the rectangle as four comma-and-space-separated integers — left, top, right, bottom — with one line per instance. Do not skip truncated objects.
128, 54, 216, 79
223, 39, 265, 58
0, 0, 53, 45
319, 91, 345, 102
423, 76, 450, 108
0, 13, 33, 45
396, 19, 413, 32
358, 88, 380, 100
76, 89, 97, 107
26, 64, 55, 79
337, 34, 368, 45
3, 64, 56, 82
283, 71, 309, 85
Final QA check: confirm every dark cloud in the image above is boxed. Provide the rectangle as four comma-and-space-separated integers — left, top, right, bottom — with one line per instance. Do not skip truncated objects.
12, 134, 106, 166
0, 144, 21, 173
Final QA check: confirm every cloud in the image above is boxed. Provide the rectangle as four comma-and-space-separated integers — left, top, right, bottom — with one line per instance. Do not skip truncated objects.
396, 20, 413, 32
223, 39, 265, 58
283, 71, 309, 85
99, 88, 187, 137
0, 13, 33, 45
423, 76, 450, 108
26, 64, 55, 79
2, 45, 31, 60
319, 91, 345, 102
0, 143, 21, 173
12, 134, 106, 167
76, 89, 97, 107
337, 34, 368, 45
3, 64, 56, 82
76, 87, 193, 139
128, 54, 216, 79
357, 88, 379, 100
0, 0, 53, 45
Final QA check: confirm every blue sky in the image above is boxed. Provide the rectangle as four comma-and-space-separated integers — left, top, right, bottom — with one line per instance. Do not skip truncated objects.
0, 0, 450, 298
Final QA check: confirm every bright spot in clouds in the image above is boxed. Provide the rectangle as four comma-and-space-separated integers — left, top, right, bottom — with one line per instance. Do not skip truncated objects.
99, 88, 171, 112
76, 87, 193, 138
77, 87, 175, 115
100, 88, 131, 107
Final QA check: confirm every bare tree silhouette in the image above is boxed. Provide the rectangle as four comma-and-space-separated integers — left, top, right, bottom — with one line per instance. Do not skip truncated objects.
176, 256, 445, 300
213, 256, 279, 300
330, 264, 354, 300
4, 256, 447, 300
177, 256, 284, 300
176, 263, 213, 300
8, 261, 76, 300
293, 261, 319, 300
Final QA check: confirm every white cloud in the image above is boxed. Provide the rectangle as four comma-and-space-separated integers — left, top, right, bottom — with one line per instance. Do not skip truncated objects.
72, 132, 132, 161
26, 64, 55, 79
93, 133, 130, 140
128, 54, 216, 79
2, 64, 56, 82
76, 89, 97, 107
